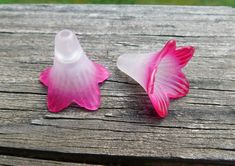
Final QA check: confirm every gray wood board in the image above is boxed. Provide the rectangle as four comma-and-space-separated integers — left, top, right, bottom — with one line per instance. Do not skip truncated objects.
0, 155, 97, 166
0, 5, 234, 165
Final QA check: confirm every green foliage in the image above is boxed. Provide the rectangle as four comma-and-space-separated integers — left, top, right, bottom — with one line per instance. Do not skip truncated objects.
0, 0, 234, 7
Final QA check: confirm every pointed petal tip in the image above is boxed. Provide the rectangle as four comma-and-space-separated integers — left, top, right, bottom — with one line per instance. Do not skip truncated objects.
180, 45, 195, 54
174, 45, 195, 68
48, 108, 62, 113
39, 67, 51, 87
94, 62, 111, 83
157, 39, 177, 59
167, 39, 176, 45
190, 46, 195, 55
47, 104, 67, 113
47, 92, 71, 113
165, 39, 176, 49
149, 92, 169, 118
74, 92, 101, 111
83, 105, 100, 111
157, 110, 168, 118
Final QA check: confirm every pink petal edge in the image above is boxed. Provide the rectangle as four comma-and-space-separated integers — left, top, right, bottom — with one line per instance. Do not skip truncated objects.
147, 40, 195, 117
40, 62, 110, 113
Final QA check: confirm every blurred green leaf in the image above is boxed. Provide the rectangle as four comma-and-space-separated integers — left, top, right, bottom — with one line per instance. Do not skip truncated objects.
0, 0, 234, 7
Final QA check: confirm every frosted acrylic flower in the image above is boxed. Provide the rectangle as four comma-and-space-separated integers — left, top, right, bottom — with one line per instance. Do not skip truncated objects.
40, 30, 110, 112
117, 40, 195, 117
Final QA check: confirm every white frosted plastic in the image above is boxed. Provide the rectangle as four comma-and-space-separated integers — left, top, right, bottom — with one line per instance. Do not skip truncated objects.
117, 52, 154, 91
54, 29, 85, 64
51, 29, 96, 90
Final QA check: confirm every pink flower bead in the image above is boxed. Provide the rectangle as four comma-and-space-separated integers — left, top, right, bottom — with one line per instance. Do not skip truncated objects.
40, 30, 110, 112
117, 40, 195, 117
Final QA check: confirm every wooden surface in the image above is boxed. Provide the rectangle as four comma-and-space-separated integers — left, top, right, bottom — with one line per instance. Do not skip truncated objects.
0, 155, 97, 166
0, 4, 234, 165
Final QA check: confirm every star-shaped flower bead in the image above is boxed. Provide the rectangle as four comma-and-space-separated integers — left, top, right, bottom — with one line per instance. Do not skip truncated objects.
40, 30, 110, 113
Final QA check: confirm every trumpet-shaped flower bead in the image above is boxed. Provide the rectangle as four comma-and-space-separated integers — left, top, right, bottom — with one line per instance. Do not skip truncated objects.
117, 40, 195, 118
54, 29, 84, 63
40, 29, 110, 112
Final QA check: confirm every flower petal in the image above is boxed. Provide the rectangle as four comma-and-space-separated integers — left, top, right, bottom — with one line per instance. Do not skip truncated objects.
47, 87, 71, 113
94, 62, 111, 84
148, 87, 170, 118
73, 84, 101, 111
156, 39, 176, 60
174, 46, 195, 68
39, 67, 51, 86
154, 53, 190, 99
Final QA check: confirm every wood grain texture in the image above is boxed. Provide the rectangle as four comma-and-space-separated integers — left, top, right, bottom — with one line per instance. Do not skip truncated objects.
0, 155, 97, 166
0, 4, 234, 165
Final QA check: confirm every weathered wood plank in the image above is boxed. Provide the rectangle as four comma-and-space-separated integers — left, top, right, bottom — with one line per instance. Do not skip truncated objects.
0, 155, 97, 166
0, 5, 234, 165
